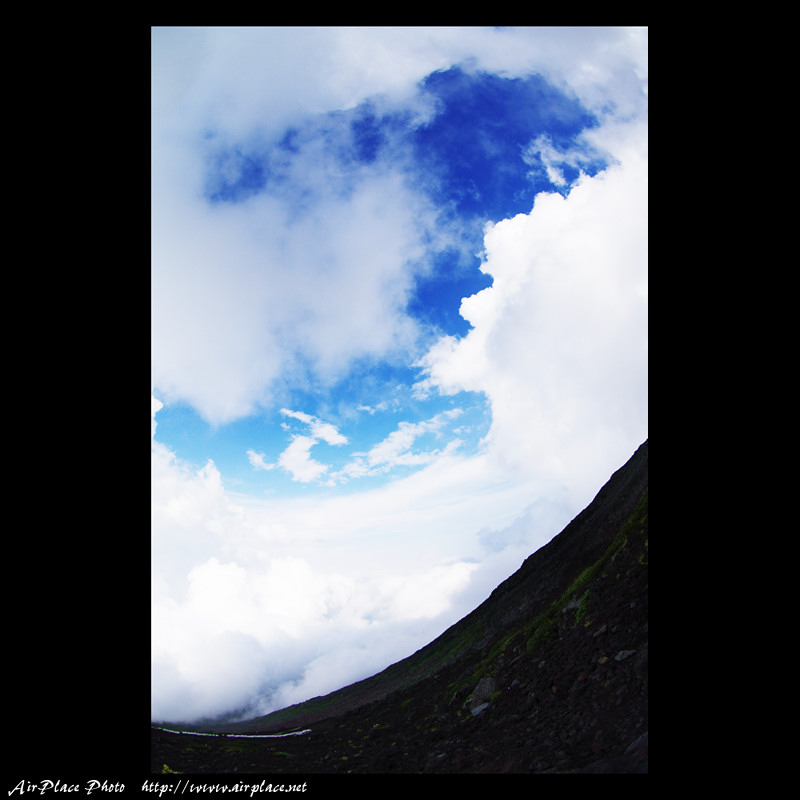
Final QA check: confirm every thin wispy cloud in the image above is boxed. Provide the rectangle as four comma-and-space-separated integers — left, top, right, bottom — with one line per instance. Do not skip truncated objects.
152, 26, 647, 724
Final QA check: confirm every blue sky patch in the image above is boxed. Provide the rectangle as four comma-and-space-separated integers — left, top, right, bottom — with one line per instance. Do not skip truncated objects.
412, 67, 602, 220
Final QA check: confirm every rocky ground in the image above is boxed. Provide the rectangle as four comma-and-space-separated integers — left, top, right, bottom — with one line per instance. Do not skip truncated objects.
151, 442, 648, 775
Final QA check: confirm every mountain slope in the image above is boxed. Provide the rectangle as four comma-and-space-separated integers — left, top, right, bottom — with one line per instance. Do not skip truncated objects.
152, 439, 648, 773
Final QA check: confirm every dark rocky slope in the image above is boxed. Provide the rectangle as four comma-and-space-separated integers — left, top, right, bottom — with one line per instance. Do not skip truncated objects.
152, 440, 648, 774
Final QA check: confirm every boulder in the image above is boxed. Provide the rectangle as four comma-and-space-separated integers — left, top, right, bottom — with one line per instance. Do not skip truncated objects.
467, 676, 496, 713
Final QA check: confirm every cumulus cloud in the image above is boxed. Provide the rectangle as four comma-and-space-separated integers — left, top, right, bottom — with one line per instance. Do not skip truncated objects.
417, 118, 647, 506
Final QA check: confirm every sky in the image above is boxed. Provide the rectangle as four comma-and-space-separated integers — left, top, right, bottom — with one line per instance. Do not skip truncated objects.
151, 26, 648, 724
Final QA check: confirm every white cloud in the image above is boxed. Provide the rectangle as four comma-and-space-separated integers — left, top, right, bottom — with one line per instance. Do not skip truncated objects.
151, 157, 434, 425
521, 133, 605, 187
334, 409, 463, 481
247, 449, 274, 471
280, 409, 348, 446
255, 408, 467, 486
252, 409, 350, 483
378, 561, 478, 622
364, 413, 454, 467
418, 117, 647, 506
277, 435, 329, 483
